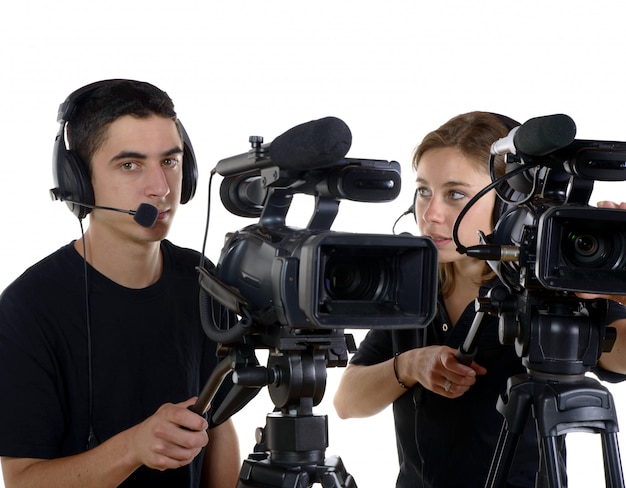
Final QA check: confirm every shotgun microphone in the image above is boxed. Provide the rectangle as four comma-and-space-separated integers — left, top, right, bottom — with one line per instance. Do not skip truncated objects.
215, 116, 352, 176
490, 114, 576, 157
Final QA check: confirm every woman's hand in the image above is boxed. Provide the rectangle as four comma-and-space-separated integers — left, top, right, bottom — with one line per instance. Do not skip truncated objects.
396, 345, 487, 398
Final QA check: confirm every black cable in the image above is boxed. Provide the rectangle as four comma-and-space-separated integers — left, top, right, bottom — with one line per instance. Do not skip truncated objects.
200, 168, 217, 268
78, 219, 98, 449
391, 207, 414, 235
452, 163, 538, 255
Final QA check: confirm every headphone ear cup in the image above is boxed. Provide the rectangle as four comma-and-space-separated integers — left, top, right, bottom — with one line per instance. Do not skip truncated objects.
58, 151, 93, 220
181, 142, 198, 204
492, 180, 527, 225
179, 123, 198, 205
52, 127, 94, 220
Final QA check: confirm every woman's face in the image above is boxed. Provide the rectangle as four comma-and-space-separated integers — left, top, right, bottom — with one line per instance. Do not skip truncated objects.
414, 146, 495, 264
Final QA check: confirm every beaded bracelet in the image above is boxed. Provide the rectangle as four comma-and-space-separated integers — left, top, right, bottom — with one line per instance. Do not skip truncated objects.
393, 352, 408, 389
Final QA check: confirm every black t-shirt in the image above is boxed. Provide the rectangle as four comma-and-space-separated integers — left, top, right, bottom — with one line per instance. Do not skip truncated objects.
0, 240, 235, 487
350, 282, 626, 488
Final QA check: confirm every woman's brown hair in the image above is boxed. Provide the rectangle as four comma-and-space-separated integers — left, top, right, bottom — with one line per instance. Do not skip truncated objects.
411, 111, 513, 297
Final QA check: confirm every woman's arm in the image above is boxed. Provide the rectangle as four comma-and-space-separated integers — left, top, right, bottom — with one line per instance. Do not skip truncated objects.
334, 346, 486, 419
334, 360, 407, 419
599, 317, 626, 375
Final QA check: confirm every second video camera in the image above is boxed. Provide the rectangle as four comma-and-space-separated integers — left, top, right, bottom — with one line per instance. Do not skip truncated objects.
482, 115, 626, 295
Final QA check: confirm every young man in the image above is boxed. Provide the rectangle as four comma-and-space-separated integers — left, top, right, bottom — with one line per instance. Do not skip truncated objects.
0, 80, 241, 487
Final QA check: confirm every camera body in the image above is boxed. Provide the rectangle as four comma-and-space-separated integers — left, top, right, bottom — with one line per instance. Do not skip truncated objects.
217, 225, 437, 329
201, 118, 438, 337
490, 138, 626, 296
465, 118, 626, 374
537, 206, 626, 294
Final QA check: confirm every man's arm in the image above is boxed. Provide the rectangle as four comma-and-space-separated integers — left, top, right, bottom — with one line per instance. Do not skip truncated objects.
1, 399, 209, 488
201, 418, 240, 488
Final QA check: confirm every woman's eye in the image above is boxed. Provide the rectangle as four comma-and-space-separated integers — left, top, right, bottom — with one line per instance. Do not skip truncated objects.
417, 187, 431, 198
449, 190, 465, 200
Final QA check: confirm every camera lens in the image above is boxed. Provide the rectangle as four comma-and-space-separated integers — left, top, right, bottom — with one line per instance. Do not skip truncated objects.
539, 208, 626, 293
565, 231, 609, 267
573, 234, 599, 256
324, 255, 387, 301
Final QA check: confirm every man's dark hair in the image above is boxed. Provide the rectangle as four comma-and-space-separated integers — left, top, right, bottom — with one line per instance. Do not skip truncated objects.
67, 80, 178, 167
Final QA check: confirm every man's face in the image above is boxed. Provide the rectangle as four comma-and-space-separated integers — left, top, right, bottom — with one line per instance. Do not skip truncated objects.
89, 114, 184, 242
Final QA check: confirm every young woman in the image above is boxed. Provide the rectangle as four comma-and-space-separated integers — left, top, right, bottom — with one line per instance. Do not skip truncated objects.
333, 112, 626, 487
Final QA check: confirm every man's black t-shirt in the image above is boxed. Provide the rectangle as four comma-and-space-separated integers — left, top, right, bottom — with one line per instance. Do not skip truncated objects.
0, 240, 234, 487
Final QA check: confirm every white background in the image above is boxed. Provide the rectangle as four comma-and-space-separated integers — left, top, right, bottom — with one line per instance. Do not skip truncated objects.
2, 1, 626, 486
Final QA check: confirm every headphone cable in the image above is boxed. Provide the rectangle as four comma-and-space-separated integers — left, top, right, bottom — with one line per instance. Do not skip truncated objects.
78, 220, 98, 449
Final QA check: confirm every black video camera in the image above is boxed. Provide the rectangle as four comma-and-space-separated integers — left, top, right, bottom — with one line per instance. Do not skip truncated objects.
454, 114, 626, 375
471, 116, 626, 296
199, 117, 438, 340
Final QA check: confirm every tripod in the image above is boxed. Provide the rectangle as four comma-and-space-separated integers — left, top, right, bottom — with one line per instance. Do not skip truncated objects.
486, 372, 623, 488
458, 285, 625, 487
235, 343, 358, 488
192, 326, 358, 488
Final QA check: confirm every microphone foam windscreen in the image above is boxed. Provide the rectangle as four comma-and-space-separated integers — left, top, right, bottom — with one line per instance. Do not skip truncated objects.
134, 203, 159, 228
515, 114, 576, 157
269, 116, 352, 170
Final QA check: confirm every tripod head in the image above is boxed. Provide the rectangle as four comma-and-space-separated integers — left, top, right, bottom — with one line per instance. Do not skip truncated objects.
466, 284, 615, 379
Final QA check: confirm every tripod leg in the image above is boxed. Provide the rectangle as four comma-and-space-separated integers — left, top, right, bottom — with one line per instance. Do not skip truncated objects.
319, 455, 358, 488
485, 422, 520, 488
486, 376, 534, 488
601, 432, 625, 488
539, 435, 566, 488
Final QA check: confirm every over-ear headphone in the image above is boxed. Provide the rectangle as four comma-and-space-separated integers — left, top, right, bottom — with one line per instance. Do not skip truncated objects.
52, 79, 198, 220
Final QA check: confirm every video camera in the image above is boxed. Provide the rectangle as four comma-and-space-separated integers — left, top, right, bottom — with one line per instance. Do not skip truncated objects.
456, 114, 626, 375
461, 113, 626, 296
199, 116, 438, 339
190, 118, 438, 486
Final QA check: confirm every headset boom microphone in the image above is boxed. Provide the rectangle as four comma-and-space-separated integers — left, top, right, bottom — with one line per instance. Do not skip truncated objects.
49, 188, 159, 228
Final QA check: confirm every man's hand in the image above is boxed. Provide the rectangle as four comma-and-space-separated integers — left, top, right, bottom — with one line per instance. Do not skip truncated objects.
1, 397, 212, 488
128, 398, 209, 471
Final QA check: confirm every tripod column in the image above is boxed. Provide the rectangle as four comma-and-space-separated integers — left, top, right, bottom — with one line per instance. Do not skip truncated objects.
265, 413, 329, 466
